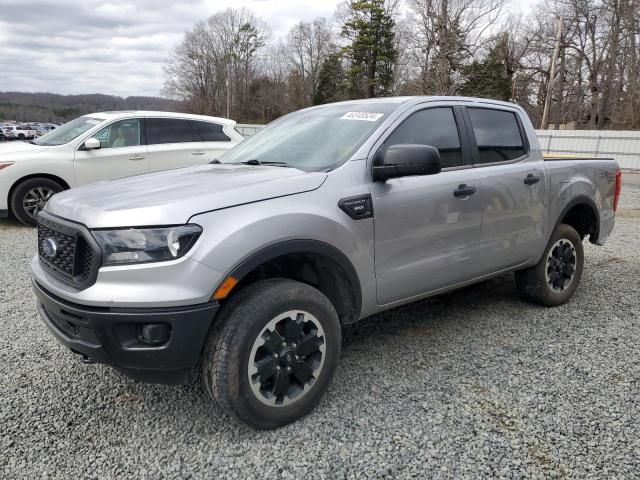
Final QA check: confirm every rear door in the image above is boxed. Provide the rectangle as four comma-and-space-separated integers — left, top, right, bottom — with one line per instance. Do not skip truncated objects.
74, 118, 148, 185
371, 105, 485, 305
463, 107, 546, 272
190, 120, 237, 162
145, 118, 207, 171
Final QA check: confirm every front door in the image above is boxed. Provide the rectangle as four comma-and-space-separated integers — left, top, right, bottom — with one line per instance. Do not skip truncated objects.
74, 118, 148, 185
372, 106, 484, 305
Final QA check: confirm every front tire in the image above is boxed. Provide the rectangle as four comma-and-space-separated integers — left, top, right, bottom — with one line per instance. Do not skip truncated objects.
515, 223, 584, 306
10, 177, 64, 226
202, 279, 341, 429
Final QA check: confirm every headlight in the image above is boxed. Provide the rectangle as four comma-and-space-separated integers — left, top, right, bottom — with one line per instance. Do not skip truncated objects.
0, 161, 15, 171
92, 224, 202, 266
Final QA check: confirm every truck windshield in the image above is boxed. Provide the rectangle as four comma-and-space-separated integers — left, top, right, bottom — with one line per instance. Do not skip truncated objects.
221, 102, 399, 171
33, 116, 103, 146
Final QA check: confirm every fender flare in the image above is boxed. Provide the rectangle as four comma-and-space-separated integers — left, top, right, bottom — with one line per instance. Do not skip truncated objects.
219, 239, 362, 319
554, 195, 600, 241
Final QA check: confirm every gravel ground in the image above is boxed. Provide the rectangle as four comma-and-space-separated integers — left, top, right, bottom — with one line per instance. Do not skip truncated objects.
1, 174, 639, 479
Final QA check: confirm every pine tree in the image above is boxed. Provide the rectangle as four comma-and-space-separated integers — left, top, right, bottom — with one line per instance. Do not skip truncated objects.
459, 41, 512, 101
313, 54, 347, 105
341, 0, 397, 98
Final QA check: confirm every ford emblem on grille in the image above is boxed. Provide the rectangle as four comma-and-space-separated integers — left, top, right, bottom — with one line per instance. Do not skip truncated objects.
42, 237, 58, 258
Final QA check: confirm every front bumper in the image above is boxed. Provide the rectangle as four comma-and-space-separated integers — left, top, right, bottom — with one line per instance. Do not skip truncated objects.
33, 280, 220, 384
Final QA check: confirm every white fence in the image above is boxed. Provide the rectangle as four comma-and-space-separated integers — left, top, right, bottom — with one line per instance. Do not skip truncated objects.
536, 130, 640, 170
237, 124, 640, 170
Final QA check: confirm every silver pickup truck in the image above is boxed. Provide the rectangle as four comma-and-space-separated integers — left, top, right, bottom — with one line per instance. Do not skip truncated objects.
31, 97, 622, 428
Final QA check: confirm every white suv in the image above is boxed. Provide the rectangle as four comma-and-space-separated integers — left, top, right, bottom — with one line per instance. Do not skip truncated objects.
0, 111, 243, 225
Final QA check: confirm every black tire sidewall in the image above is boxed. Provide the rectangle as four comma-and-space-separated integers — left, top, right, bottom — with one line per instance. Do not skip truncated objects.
534, 224, 584, 306
10, 177, 63, 226
209, 279, 341, 428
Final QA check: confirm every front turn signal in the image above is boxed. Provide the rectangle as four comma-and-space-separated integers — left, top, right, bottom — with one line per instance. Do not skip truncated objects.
212, 276, 238, 300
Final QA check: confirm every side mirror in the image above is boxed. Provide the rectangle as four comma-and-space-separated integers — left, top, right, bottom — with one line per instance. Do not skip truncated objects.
83, 137, 101, 150
373, 144, 442, 181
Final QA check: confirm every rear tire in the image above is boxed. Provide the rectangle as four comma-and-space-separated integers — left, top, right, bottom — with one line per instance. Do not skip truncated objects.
10, 177, 64, 226
202, 279, 341, 429
515, 223, 584, 306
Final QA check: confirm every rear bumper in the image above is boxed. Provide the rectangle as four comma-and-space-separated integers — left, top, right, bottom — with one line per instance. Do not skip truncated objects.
33, 280, 220, 384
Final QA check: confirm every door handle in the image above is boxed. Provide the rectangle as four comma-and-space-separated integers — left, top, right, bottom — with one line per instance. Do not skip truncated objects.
191, 152, 206, 156
454, 184, 476, 197
524, 173, 540, 185
129, 155, 145, 161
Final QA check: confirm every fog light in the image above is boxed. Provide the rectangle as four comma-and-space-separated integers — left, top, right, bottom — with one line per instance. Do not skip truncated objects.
138, 323, 171, 346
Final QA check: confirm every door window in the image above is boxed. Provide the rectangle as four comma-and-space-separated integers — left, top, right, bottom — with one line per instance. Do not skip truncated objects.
467, 108, 526, 163
191, 121, 230, 142
384, 107, 464, 168
94, 119, 141, 149
146, 118, 195, 144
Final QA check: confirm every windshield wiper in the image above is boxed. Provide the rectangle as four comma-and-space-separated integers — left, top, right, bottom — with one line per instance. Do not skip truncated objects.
28, 140, 38, 145
241, 159, 290, 167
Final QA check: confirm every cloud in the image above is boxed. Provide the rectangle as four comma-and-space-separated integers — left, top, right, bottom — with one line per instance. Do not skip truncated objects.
0, 0, 342, 97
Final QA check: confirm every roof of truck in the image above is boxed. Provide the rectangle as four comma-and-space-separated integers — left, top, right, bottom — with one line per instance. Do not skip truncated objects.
85, 111, 236, 125
329, 96, 522, 109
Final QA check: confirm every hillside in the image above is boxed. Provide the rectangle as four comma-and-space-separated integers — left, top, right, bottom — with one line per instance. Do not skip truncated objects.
0, 92, 180, 122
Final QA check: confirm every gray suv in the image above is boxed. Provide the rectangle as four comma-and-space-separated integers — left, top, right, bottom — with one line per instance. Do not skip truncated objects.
31, 97, 621, 428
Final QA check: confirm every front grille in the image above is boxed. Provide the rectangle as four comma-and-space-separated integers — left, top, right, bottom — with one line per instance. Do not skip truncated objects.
75, 239, 95, 281
38, 224, 78, 277
37, 213, 101, 288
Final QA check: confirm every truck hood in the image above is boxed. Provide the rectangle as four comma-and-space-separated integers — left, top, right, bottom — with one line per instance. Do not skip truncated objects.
45, 164, 327, 228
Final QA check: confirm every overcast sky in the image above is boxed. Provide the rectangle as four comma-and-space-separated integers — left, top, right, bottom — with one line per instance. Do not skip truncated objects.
0, 0, 535, 98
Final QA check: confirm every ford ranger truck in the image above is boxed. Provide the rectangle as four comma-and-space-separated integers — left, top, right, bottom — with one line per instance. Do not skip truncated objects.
31, 97, 622, 429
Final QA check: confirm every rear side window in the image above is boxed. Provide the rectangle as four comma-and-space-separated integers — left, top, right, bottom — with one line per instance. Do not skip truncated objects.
384, 107, 464, 168
191, 121, 230, 142
146, 118, 195, 145
467, 108, 526, 164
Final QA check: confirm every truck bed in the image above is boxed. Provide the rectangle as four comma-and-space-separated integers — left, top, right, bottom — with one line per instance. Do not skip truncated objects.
542, 155, 619, 246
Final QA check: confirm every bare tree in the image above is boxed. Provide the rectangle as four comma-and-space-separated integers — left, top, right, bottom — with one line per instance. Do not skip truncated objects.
163, 22, 216, 114
406, 0, 506, 94
163, 8, 269, 120
286, 18, 335, 107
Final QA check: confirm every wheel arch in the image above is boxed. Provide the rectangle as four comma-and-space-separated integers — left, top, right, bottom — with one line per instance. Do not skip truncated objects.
216, 239, 362, 324
556, 195, 600, 244
8, 173, 71, 213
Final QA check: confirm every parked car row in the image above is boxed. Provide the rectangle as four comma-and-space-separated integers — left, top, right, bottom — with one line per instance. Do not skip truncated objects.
1, 124, 37, 140
0, 122, 58, 141
30, 122, 59, 136
0, 111, 243, 224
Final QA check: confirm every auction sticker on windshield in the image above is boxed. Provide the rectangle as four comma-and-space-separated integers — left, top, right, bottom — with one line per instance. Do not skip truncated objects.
340, 112, 384, 121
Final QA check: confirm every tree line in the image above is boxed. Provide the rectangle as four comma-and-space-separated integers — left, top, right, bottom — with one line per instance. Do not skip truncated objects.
0, 92, 178, 123
163, 0, 640, 130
